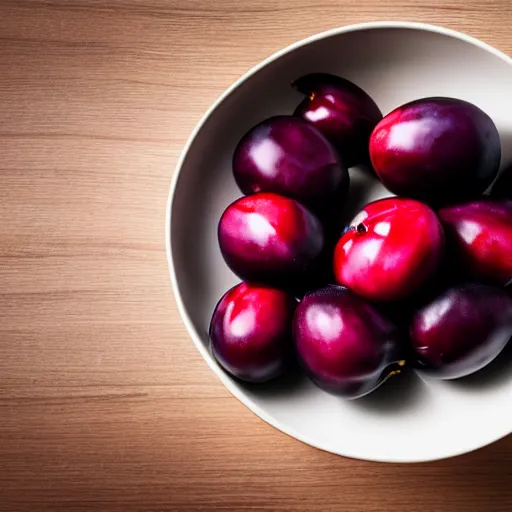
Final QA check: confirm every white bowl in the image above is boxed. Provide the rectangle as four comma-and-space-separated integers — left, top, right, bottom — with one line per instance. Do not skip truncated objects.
166, 22, 512, 463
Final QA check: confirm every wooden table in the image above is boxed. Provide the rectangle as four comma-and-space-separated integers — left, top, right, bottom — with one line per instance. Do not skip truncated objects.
1, 1, 511, 510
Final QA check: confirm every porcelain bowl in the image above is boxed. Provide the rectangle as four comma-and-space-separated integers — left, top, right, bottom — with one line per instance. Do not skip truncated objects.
166, 22, 512, 463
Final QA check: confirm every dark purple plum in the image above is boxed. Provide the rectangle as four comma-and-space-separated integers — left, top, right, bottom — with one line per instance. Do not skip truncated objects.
491, 165, 512, 200
294, 286, 405, 399
410, 283, 512, 379
232, 115, 348, 214
438, 199, 512, 286
370, 97, 501, 204
210, 282, 297, 382
218, 192, 325, 289
292, 73, 382, 167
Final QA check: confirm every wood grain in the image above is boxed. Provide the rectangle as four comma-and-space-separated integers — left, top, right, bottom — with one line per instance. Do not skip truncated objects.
0, 1, 511, 511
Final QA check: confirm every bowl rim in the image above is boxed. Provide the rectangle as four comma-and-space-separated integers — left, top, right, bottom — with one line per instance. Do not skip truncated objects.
165, 21, 512, 463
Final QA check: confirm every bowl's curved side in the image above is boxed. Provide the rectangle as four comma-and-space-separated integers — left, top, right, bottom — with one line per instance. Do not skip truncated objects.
166, 21, 512, 463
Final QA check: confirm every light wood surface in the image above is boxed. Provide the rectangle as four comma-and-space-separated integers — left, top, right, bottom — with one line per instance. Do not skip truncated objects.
1, 1, 511, 511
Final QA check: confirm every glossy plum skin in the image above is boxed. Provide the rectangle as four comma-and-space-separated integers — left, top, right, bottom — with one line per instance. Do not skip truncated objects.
333, 197, 445, 302
210, 282, 297, 382
410, 283, 512, 379
233, 116, 348, 213
370, 97, 501, 204
491, 165, 512, 200
292, 73, 382, 167
294, 286, 405, 399
218, 192, 325, 289
438, 199, 512, 286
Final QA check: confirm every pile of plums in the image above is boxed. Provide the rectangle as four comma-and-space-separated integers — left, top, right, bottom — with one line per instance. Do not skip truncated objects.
209, 72, 512, 399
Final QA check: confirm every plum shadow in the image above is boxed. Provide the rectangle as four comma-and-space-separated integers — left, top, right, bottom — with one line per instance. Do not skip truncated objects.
348, 367, 427, 414
239, 363, 309, 398
341, 165, 384, 223
497, 128, 512, 170
448, 338, 512, 391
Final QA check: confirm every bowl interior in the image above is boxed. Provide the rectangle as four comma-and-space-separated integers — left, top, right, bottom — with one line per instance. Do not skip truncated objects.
169, 24, 512, 462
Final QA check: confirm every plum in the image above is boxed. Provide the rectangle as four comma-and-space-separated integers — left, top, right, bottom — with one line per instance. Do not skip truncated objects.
438, 198, 512, 286
232, 115, 348, 214
292, 73, 382, 167
218, 192, 325, 289
369, 97, 501, 204
294, 286, 405, 399
491, 165, 512, 200
410, 283, 512, 379
333, 197, 445, 302
210, 282, 297, 382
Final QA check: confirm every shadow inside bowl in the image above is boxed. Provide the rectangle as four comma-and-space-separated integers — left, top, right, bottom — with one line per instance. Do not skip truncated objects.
497, 129, 512, 170
348, 367, 428, 415
340, 164, 392, 225
447, 338, 512, 392
239, 363, 310, 398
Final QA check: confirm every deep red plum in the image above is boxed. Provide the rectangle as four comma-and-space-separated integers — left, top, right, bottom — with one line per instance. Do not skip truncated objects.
210, 282, 297, 382
294, 286, 405, 399
333, 197, 445, 302
370, 97, 501, 204
438, 198, 512, 286
292, 73, 382, 167
218, 192, 325, 288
